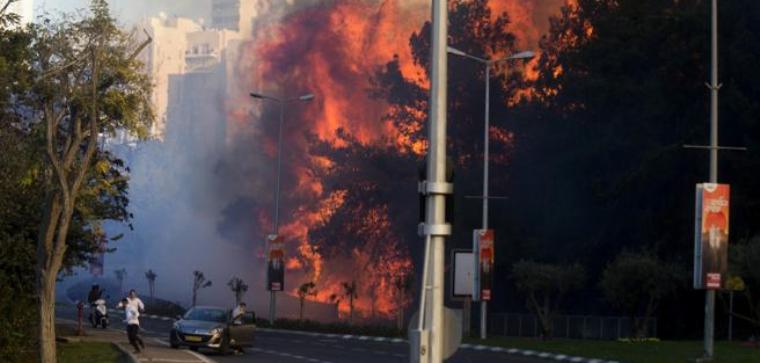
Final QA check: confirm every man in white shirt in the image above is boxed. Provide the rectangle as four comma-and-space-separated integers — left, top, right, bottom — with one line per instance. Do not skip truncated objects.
119, 297, 145, 353
125, 289, 145, 312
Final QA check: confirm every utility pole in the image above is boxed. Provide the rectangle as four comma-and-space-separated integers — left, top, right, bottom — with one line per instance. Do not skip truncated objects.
704, 0, 719, 358
413, 1, 449, 362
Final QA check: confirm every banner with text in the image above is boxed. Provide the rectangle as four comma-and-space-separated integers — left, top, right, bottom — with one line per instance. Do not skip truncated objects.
267, 234, 285, 291
693, 183, 730, 290
473, 229, 494, 301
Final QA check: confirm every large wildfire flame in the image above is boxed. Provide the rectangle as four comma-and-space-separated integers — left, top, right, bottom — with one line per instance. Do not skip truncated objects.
228, 0, 573, 321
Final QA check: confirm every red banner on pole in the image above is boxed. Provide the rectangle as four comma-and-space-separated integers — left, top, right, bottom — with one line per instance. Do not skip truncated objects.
694, 183, 730, 290
473, 229, 494, 301
267, 234, 285, 291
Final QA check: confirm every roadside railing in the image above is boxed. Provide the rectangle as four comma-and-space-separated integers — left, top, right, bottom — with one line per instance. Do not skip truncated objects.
487, 313, 657, 340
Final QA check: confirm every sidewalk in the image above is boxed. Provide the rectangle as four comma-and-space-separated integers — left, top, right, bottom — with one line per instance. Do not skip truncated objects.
57, 318, 215, 363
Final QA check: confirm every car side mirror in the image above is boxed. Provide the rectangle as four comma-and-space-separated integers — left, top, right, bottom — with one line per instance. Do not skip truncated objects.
175, 315, 182, 321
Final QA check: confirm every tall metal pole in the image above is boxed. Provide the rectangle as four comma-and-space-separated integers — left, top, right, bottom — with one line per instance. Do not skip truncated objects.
423, 1, 448, 361
269, 100, 285, 325
480, 64, 490, 340
704, 0, 719, 359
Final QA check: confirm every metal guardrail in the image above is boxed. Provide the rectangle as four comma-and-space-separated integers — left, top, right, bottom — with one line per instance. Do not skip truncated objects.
488, 313, 657, 340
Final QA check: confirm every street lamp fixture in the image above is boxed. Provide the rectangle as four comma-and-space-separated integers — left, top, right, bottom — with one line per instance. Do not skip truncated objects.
447, 45, 534, 341
249, 90, 314, 325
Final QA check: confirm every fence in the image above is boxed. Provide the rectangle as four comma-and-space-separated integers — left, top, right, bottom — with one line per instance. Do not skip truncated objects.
487, 313, 657, 340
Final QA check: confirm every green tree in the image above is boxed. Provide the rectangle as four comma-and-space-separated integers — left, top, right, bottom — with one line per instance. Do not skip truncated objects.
192, 270, 212, 306
1, 1, 152, 361
600, 251, 678, 337
297, 281, 317, 321
227, 276, 248, 305
729, 236, 760, 332
512, 260, 585, 338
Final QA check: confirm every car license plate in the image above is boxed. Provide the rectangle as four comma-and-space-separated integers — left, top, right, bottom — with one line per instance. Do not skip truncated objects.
185, 335, 202, 342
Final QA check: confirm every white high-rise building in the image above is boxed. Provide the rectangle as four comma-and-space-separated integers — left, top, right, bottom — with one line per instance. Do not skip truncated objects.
7, 0, 34, 25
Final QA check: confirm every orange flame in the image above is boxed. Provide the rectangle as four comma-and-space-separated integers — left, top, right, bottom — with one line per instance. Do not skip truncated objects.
228, 0, 572, 320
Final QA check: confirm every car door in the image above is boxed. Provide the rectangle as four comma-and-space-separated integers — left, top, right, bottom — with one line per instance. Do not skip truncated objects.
228, 312, 256, 347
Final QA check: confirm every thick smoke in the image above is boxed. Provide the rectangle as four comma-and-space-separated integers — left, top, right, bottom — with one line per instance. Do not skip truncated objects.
57, 0, 572, 321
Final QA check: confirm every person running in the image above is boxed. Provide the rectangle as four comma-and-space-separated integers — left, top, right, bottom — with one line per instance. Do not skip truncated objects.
125, 289, 145, 313
118, 298, 145, 353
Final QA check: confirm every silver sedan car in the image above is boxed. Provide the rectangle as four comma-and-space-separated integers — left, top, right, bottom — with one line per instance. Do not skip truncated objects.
169, 306, 255, 354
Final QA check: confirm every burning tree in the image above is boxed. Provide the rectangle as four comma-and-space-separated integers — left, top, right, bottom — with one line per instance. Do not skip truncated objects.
227, 276, 248, 305
394, 272, 414, 331
192, 270, 212, 307
114, 268, 127, 297
144, 270, 157, 299
297, 281, 317, 321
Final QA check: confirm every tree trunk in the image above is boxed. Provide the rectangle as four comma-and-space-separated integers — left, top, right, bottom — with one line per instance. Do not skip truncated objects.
192, 289, 197, 307
349, 296, 354, 324
299, 299, 304, 321
37, 271, 57, 363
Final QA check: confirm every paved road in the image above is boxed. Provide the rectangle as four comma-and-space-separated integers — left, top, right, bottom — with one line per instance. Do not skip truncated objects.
57, 305, 553, 363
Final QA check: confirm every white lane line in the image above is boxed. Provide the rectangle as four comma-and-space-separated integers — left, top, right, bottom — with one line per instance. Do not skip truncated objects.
185, 350, 217, 363
249, 347, 335, 363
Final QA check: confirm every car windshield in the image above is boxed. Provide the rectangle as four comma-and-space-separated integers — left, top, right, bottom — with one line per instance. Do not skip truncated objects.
183, 308, 227, 323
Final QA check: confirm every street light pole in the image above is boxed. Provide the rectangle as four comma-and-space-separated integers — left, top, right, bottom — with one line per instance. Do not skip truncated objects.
448, 46, 534, 340
480, 63, 490, 340
250, 91, 314, 325
704, 0, 719, 359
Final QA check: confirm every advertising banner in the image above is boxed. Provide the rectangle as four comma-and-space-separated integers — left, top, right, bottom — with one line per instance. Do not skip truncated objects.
693, 183, 730, 290
473, 229, 494, 301
88, 239, 106, 277
267, 234, 285, 291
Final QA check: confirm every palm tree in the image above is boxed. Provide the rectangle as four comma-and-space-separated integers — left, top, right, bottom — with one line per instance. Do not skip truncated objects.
114, 268, 127, 296
227, 276, 249, 305
192, 270, 212, 306
297, 282, 317, 321
145, 269, 157, 298
342, 280, 358, 324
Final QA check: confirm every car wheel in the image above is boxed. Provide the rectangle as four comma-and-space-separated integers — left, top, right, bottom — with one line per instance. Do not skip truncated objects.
219, 336, 230, 355
169, 332, 180, 349
189, 346, 198, 351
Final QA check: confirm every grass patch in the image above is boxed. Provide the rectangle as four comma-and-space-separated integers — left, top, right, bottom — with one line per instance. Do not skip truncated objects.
465, 336, 760, 363
58, 342, 127, 363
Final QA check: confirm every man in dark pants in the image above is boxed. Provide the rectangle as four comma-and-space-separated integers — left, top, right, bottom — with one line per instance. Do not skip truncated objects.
118, 298, 145, 353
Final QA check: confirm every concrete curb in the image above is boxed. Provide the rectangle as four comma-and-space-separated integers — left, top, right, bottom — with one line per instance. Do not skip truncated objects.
111, 341, 139, 363
458, 343, 622, 363
257, 327, 406, 344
